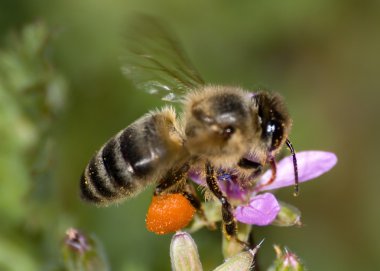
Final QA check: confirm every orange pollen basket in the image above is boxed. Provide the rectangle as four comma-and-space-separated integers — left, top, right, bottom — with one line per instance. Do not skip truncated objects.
145, 194, 196, 235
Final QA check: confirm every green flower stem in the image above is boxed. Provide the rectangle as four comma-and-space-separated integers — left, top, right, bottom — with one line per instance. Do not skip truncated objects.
222, 222, 252, 259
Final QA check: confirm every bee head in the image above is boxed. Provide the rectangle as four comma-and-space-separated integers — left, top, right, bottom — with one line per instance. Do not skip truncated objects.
184, 87, 252, 161
253, 92, 300, 196
253, 92, 292, 153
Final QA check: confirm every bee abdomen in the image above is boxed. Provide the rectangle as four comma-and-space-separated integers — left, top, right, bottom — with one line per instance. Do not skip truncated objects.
80, 134, 144, 204
80, 109, 183, 205
101, 138, 135, 190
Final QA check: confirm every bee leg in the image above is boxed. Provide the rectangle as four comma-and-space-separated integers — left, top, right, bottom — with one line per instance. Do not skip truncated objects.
182, 185, 216, 230
154, 163, 213, 227
237, 158, 263, 178
205, 161, 250, 249
154, 163, 190, 195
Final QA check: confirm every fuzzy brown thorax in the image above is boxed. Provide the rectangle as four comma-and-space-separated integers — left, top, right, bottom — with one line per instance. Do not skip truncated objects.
182, 86, 259, 167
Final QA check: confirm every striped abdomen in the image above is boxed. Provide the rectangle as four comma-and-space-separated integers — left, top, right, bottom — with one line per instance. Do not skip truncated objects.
80, 108, 184, 205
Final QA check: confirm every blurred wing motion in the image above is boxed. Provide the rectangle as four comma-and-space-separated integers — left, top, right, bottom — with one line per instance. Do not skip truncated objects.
121, 15, 205, 102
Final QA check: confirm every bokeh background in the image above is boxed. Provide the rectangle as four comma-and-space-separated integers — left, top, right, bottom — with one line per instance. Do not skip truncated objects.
1, 0, 379, 270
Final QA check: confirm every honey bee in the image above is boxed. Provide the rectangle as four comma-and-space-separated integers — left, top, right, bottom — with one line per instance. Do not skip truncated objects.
80, 15, 298, 241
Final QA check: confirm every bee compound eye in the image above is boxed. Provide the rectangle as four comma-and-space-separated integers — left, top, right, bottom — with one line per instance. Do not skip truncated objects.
267, 121, 284, 151
266, 123, 276, 134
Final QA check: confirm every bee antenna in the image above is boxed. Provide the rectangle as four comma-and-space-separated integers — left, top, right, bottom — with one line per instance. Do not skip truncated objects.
286, 139, 299, 196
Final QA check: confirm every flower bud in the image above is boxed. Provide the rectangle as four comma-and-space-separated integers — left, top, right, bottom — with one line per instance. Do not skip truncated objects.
62, 228, 109, 271
170, 231, 203, 271
272, 201, 302, 227
268, 245, 305, 271
64, 228, 90, 253
213, 242, 261, 271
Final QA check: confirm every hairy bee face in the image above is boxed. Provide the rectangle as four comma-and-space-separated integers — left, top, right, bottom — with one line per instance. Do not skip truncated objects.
183, 86, 259, 163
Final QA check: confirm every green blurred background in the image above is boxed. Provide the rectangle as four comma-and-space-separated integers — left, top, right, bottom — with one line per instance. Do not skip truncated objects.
0, 0, 379, 270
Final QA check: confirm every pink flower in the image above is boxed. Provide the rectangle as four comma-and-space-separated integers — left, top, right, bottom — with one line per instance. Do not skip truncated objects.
235, 193, 281, 226
190, 151, 337, 226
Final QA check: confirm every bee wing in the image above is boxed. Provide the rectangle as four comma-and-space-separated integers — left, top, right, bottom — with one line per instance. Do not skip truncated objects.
121, 15, 205, 102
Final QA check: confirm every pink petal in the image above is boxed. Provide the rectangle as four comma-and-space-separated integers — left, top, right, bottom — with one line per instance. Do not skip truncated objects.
257, 151, 337, 192
235, 193, 280, 225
